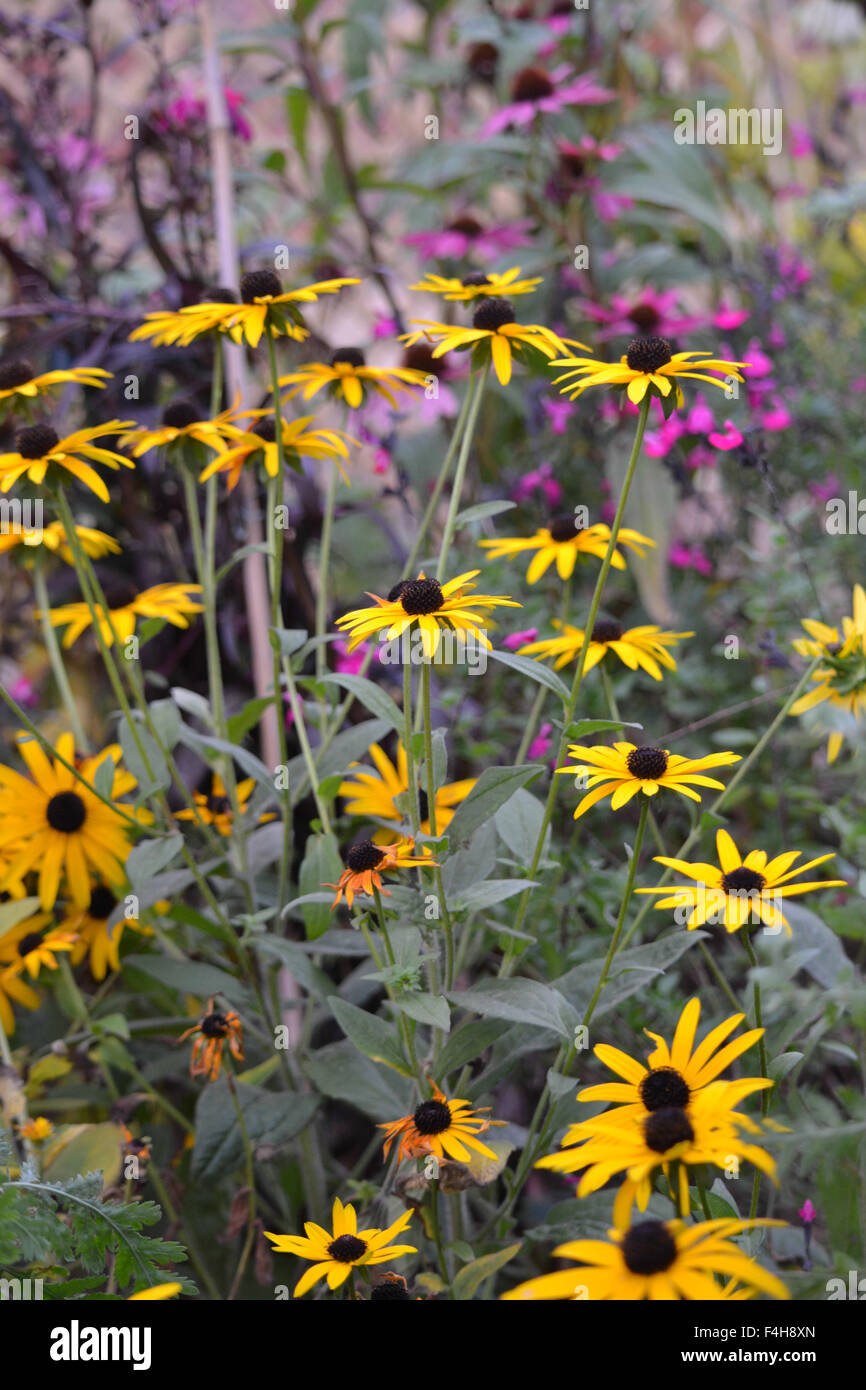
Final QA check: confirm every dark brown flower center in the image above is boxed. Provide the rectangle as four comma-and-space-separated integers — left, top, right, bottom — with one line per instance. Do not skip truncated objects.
626, 746, 669, 780
18, 932, 43, 957
639, 1067, 690, 1111
16, 422, 60, 459
625, 336, 673, 373
548, 514, 582, 543
629, 305, 662, 334
621, 1220, 678, 1275
644, 1106, 694, 1154
413, 1098, 451, 1135
88, 886, 117, 920
46, 790, 87, 833
402, 344, 439, 375
399, 577, 444, 615
472, 297, 515, 331
240, 269, 282, 303
0, 359, 36, 390
256, 418, 278, 443
511, 66, 555, 102
466, 41, 499, 83
370, 1278, 411, 1300
461, 272, 491, 287
161, 400, 201, 430
446, 216, 483, 238
200, 285, 237, 303
346, 839, 386, 872
591, 619, 624, 644
328, 1233, 368, 1263
200, 1011, 229, 1038
721, 866, 767, 894
330, 346, 366, 369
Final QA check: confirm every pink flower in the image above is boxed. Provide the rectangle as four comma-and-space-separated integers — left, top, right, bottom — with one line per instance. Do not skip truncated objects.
593, 189, 635, 224
670, 543, 712, 576
759, 402, 792, 432
600, 499, 616, 524
542, 397, 575, 436
504, 628, 538, 651
480, 67, 614, 138
373, 448, 391, 475
767, 324, 786, 349
685, 394, 716, 434
9, 675, 37, 708
851, 376, 866, 393
373, 315, 399, 339
644, 417, 686, 459
713, 301, 750, 330
403, 217, 534, 261
684, 445, 715, 470
576, 287, 708, 342
528, 723, 553, 760
512, 462, 562, 508
741, 339, 773, 378
708, 420, 743, 451
790, 124, 814, 158
224, 88, 253, 142
808, 474, 840, 503
334, 640, 369, 675
798, 1199, 817, 1224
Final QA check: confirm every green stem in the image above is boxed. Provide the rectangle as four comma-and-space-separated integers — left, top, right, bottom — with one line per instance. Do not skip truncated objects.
581, 800, 650, 1028
435, 364, 489, 582
32, 558, 87, 748
405, 382, 474, 577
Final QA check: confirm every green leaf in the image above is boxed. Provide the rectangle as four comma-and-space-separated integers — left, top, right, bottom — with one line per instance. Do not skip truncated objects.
769, 902, 849, 987
445, 764, 542, 844
93, 754, 116, 802
304, 1040, 413, 1119
329, 998, 412, 1074
319, 673, 403, 733
299, 833, 343, 940
122, 954, 244, 1005
769, 1051, 804, 1082
192, 1081, 319, 1179
447, 978, 578, 1040
556, 931, 708, 1020
287, 718, 391, 801
0, 896, 42, 940
148, 699, 181, 751
274, 628, 309, 657
486, 647, 571, 700
125, 833, 183, 891
118, 718, 170, 797
494, 787, 550, 862
565, 718, 642, 739
227, 696, 272, 743
286, 88, 311, 170
42, 1123, 126, 1191
454, 500, 516, 528
452, 1242, 522, 1301
452, 878, 538, 912
434, 1019, 508, 1079
395, 993, 450, 1031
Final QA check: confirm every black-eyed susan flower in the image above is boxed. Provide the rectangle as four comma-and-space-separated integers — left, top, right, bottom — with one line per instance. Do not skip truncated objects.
402, 297, 582, 386
556, 741, 741, 819
519, 617, 692, 677
478, 516, 653, 583
129, 273, 359, 349
264, 1197, 416, 1298
575, 997, 771, 1126
0, 732, 136, 909
337, 741, 476, 834
501, 1216, 788, 1301
0, 519, 121, 563
335, 571, 521, 659
636, 828, 846, 934
0, 359, 111, 408
790, 583, 866, 763
17, 1116, 54, 1143
536, 1083, 776, 1227
409, 267, 543, 301
380, 1080, 503, 1163
122, 399, 244, 457
551, 336, 748, 407
0, 420, 136, 503
178, 997, 244, 1081
175, 773, 272, 837
278, 349, 428, 411
65, 884, 141, 980
44, 582, 203, 648
0, 921, 78, 979
369, 1272, 413, 1300
198, 413, 355, 490
326, 837, 433, 910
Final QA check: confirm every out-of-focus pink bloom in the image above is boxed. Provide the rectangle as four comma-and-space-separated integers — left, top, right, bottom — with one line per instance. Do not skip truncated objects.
808, 474, 840, 503
283, 692, 303, 728
600, 499, 616, 524
528, 723, 553, 760
512, 461, 562, 508
670, 542, 712, 576
576, 287, 708, 341
759, 402, 792, 432
154, 84, 251, 141
685, 445, 716, 469
593, 190, 635, 223
480, 67, 614, 138
851, 376, 866, 393
9, 675, 37, 708
685, 394, 716, 434
771, 248, 812, 299
740, 339, 773, 378
373, 315, 399, 339
334, 639, 370, 675
373, 448, 391, 475
224, 89, 253, 142
767, 324, 786, 349
403, 217, 534, 261
790, 124, 814, 158
708, 420, 743, 451
644, 416, 686, 459
713, 301, 749, 330
798, 1199, 817, 1224
542, 397, 575, 436
504, 628, 538, 651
